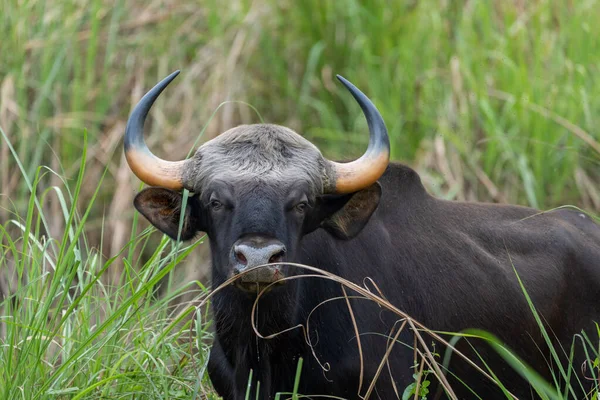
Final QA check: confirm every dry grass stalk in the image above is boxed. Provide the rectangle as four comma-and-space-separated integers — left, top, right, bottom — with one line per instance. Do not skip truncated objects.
198, 263, 521, 399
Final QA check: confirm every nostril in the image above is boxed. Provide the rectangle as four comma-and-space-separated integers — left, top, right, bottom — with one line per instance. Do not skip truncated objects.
235, 251, 247, 265
269, 250, 286, 264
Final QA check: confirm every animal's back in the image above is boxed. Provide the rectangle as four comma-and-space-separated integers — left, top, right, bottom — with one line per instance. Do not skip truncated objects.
299, 163, 600, 398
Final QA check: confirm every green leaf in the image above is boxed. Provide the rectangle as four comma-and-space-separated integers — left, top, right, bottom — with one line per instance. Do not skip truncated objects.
402, 383, 416, 400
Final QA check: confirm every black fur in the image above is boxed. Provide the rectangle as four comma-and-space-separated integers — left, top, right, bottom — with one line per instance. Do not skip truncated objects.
135, 163, 600, 399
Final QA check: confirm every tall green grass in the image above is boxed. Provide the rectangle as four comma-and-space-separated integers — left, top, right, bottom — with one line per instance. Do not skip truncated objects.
248, 0, 600, 207
1, 1, 599, 225
0, 128, 214, 398
1, 0, 600, 398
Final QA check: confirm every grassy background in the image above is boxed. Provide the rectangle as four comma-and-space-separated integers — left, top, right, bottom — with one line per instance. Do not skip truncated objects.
1, 0, 599, 398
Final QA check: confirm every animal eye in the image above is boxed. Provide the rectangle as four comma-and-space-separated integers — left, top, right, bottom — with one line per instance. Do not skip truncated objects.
210, 200, 222, 210
295, 202, 308, 213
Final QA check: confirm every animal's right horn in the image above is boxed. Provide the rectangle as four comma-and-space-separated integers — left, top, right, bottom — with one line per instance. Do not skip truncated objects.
124, 70, 188, 190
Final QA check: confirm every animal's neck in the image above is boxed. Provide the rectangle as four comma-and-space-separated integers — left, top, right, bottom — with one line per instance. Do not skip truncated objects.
211, 283, 302, 339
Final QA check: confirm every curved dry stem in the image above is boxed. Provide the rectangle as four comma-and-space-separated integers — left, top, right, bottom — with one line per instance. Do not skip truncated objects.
304, 294, 373, 377
340, 285, 365, 395
197, 262, 519, 399
405, 317, 457, 399
363, 319, 407, 399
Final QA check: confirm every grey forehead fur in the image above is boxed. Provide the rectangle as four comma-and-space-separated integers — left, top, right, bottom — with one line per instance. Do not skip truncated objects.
182, 124, 329, 194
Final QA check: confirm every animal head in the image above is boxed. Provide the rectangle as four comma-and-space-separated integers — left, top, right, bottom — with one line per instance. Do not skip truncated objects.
125, 71, 390, 292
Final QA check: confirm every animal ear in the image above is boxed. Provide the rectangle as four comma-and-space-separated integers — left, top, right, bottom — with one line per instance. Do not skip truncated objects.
311, 183, 382, 240
133, 188, 202, 241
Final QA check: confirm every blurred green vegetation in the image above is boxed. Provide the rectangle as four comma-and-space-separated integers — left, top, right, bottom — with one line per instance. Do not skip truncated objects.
1, 0, 600, 397
1, 0, 599, 227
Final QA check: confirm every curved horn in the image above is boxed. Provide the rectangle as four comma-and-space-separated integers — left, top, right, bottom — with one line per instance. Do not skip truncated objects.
326, 75, 390, 193
124, 70, 188, 190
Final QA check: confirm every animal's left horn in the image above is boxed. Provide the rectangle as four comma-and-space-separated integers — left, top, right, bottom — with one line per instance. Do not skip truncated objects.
325, 75, 390, 194
124, 70, 188, 190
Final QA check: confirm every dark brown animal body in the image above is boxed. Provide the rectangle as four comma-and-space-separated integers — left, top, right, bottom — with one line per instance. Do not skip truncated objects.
208, 164, 600, 399
123, 72, 600, 399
